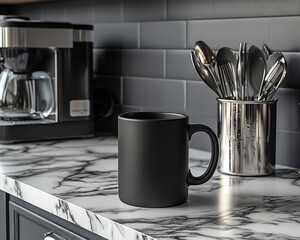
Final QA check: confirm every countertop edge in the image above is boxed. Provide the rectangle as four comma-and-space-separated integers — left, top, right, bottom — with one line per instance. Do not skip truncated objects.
0, 174, 156, 240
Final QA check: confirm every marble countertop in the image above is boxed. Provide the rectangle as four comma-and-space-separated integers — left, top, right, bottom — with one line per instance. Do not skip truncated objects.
0, 136, 300, 240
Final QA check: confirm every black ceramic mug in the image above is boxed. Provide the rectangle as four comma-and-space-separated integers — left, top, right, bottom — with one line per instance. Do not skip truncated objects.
118, 112, 219, 208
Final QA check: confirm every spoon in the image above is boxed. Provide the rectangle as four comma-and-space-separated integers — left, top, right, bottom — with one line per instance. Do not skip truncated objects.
266, 52, 282, 73
237, 43, 248, 99
258, 52, 282, 99
258, 55, 286, 100
190, 50, 223, 97
246, 45, 266, 99
194, 41, 226, 98
262, 44, 271, 60
265, 62, 286, 100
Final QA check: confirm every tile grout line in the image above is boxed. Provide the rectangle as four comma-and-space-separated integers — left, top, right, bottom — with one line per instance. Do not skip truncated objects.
184, 80, 187, 111
120, 76, 124, 105
92, 0, 96, 23
63, 3, 67, 22
164, 0, 167, 20
121, 0, 124, 22
40, 5, 44, 20
137, 22, 140, 49
266, 17, 270, 45
184, 20, 187, 49
163, 50, 166, 78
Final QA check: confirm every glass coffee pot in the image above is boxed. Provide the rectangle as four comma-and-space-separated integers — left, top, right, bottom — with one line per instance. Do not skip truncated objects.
0, 69, 54, 120
0, 48, 54, 120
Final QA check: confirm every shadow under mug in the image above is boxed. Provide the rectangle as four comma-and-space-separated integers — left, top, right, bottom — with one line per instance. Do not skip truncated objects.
118, 112, 219, 208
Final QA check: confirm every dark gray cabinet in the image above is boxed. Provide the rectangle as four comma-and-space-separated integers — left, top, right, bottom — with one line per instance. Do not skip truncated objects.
0, 191, 8, 240
0, 191, 106, 240
9, 202, 87, 240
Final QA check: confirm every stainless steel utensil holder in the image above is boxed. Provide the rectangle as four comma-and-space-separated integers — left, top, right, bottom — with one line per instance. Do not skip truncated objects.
217, 99, 277, 176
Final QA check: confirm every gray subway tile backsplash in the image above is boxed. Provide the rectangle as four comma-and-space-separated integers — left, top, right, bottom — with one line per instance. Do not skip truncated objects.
93, 75, 122, 105
41, 1, 66, 22
276, 130, 300, 168
107, 50, 165, 78
123, 77, 185, 111
94, 0, 123, 23
93, 49, 106, 75
187, 15, 300, 51
186, 81, 218, 117
276, 89, 300, 132
123, 0, 166, 22
166, 50, 199, 80
269, 16, 300, 52
93, 49, 165, 78
167, 0, 300, 20
187, 18, 269, 51
7, 0, 300, 167
65, 0, 94, 23
167, 0, 214, 20
282, 52, 300, 88
94, 23, 139, 49
12, 3, 42, 20
140, 21, 186, 49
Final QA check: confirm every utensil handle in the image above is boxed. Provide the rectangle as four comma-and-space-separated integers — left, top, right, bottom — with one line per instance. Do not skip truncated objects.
207, 66, 225, 98
187, 124, 219, 185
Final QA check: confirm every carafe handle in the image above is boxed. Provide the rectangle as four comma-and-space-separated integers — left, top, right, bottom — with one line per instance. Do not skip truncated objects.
32, 71, 55, 119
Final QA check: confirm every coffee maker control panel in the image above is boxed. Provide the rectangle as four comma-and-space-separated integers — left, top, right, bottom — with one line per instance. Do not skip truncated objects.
70, 100, 90, 117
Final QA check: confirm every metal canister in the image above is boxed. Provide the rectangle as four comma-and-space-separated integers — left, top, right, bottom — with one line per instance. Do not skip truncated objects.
217, 99, 277, 176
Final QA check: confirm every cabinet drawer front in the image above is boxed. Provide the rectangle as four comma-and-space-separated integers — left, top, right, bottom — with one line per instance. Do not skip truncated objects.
9, 202, 86, 240
0, 191, 8, 240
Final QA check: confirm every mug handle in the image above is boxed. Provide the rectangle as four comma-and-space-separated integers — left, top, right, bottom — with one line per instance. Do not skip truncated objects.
187, 124, 219, 185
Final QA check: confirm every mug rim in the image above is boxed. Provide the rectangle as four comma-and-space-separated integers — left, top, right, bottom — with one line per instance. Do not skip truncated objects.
118, 112, 188, 122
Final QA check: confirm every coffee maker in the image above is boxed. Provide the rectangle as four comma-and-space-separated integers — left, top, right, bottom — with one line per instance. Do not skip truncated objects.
0, 17, 94, 143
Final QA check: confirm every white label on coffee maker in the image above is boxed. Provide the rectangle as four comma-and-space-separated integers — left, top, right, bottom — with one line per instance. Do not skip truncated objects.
70, 100, 90, 117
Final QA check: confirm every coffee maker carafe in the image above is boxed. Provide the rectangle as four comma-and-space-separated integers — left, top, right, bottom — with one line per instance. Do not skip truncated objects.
0, 60, 54, 120
0, 17, 94, 143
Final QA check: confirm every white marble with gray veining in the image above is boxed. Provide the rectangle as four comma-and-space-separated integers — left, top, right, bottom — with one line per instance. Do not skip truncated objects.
0, 136, 300, 240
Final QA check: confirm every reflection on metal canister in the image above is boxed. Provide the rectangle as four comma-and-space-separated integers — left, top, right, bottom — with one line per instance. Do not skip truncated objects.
218, 99, 277, 176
